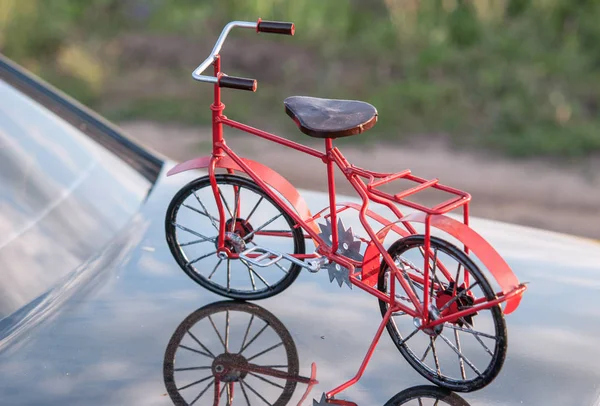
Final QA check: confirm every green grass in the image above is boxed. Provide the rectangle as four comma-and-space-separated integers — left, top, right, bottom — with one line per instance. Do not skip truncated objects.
2, 0, 600, 158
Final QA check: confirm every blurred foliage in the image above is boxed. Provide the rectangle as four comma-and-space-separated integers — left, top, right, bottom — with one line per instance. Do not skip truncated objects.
1, 0, 600, 157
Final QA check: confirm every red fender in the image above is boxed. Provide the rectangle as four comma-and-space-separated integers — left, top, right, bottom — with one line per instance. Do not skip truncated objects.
400, 212, 523, 314
167, 156, 319, 234
360, 211, 523, 315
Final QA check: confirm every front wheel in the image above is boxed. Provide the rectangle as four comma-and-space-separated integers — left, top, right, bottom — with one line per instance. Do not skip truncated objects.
165, 174, 305, 300
378, 235, 507, 392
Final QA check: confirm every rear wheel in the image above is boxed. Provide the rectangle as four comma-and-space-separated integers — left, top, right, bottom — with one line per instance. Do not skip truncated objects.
165, 174, 305, 300
378, 235, 507, 392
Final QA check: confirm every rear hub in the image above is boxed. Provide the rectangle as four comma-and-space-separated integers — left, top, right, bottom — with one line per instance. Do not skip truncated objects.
212, 353, 249, 382
436, 282, 477, 327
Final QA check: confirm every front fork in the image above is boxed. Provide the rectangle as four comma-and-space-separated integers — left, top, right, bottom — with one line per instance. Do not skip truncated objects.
208, 155, 231, 257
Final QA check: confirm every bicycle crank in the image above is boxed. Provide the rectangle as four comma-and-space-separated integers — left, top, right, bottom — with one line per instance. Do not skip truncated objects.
317, 217, 363, 289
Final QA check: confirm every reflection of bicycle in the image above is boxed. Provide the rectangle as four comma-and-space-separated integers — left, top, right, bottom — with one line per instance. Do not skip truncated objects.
316, 385, 470, 406
165, 19, 527, 397
163, 301, 317, 405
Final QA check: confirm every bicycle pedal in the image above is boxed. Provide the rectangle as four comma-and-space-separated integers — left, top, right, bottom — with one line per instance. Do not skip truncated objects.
306, 256, 328, 273
239, 246, 282, 267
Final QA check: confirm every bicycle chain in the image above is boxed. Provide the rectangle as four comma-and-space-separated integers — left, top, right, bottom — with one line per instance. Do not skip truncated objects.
389, 257, 428, 304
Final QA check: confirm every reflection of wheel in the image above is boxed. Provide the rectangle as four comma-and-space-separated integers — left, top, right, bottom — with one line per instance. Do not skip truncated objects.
163, 301, 299, 405
378, 235, 507, 392
384, 385, 470, 406
165, 174, 305, 300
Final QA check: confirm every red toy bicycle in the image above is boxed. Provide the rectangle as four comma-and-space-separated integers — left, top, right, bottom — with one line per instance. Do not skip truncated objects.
165, 19, 527, 399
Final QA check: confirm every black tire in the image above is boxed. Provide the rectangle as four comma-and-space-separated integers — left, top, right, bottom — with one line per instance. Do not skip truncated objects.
384, 385, 471, 406
165, 174, 305, 300
163, 301, 299, 405
378, 235, 507, 392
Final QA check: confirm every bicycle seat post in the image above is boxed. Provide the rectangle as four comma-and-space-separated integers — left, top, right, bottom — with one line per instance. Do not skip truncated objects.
325, 138, 339, 252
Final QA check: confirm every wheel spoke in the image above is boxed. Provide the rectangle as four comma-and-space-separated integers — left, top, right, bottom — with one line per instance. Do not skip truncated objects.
240, 380, 272, 406
438, 281, 480, 313
258, 364, 289, 369
174, 366, 213, 372
208, 258, 223, 280
274, 260, 290, 275
173, 222, 216, 242
208, 315, 227, 351
454, 329, 466, 380
186, 250, 217, 267
239, 378, 251, 406
396, 259, 421, 300
187, 330, 216, 358
453, 263, 462, 295
398, 328, 420, 346
250, 267, 271, 289
443, 323, 498, 341
430, 248, 438, 300
192, 191, 219, 231
240, 323, 270, 354
248, 372, 285, 389
225, 310, 230, 353
247, 342, 284, 362
218, 186, 233, 218
182, 203, 221, 225
178, 344, 213, 358
241, 259, 258, 290
431, 337, 441, 376
246, 196, 264, 223
240, 315, 255, 353
454, 320, 495, 357
177, 375, 213, 391
189, 378, 214, 405
418, 398, 424, 406
243, 213, 283, 242
227, 382, 234, 405
421, 340, 432, 362
417, 247, 445, 289
439, 333, 482, 377
179, 238, 212, 247
227, 259, 231, 293
232, 187, 240, 232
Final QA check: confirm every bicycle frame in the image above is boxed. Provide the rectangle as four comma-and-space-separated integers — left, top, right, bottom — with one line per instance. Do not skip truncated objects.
207, 54, 475, 320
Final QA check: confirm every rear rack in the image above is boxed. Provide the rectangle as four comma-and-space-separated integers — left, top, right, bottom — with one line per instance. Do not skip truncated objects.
350, 166, 471, 215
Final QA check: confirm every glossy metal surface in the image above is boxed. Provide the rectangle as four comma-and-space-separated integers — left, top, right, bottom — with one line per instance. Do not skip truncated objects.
192, 21, 258, 83
1, 161, 600, 404
2, 57, 600, 405
0, 79, 153, 320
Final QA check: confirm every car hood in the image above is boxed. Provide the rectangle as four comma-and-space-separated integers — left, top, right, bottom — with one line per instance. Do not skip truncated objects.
1, 164, 599, 406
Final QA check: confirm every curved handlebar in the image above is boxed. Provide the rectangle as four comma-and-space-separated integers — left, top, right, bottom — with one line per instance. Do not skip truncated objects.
191, 19, 294, 90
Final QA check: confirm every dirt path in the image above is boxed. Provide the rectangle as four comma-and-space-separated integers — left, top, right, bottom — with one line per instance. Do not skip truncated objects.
119, 120, 600, 240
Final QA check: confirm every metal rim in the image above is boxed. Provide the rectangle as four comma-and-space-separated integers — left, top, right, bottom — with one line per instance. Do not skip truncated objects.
165, 174, 305, 300
378, 235, 507, 392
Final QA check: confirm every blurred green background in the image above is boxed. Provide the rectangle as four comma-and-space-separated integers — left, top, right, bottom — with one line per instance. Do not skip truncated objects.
2, 0, 600, 158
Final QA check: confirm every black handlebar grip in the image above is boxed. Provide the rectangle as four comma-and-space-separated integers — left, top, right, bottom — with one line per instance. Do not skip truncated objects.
257, 19, 295, 35
218, 75, 257, 92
